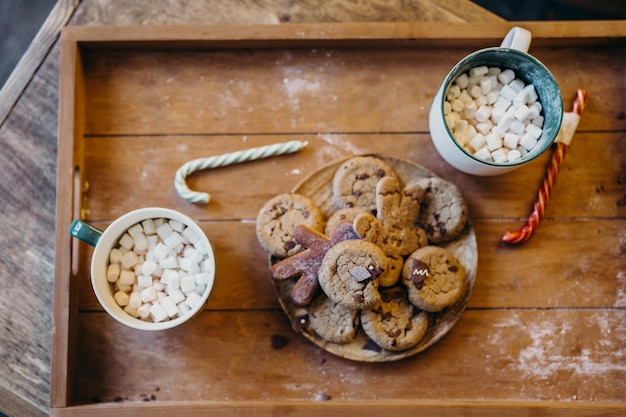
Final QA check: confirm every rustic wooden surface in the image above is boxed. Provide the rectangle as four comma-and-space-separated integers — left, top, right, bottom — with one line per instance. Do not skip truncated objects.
0, 0, 621, 416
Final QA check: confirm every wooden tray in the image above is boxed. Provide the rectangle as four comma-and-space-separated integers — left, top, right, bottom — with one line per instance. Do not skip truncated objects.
52, 22, 626, 416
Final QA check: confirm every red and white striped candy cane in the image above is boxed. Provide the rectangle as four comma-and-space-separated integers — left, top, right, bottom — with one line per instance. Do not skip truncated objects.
501, 89, 588, 244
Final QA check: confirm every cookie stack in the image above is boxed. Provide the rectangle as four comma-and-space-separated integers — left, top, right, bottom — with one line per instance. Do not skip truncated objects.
256, 156, 471, 357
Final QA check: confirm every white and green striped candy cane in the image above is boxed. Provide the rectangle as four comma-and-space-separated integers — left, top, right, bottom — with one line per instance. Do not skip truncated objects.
174, 140, 307, 204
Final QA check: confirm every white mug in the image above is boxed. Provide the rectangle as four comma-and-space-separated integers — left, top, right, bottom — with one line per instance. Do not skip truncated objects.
429, 27, 563, 176
69, 207, 216, 331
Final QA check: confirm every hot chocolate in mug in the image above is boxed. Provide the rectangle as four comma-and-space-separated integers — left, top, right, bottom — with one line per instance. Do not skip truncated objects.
429, 26, 563, 176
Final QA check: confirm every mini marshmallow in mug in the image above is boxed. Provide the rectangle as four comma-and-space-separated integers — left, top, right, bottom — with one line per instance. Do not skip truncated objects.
429, 26, 563, 176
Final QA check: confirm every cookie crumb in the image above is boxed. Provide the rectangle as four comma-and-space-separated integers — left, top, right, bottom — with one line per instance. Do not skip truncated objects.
271, 334, 289, 350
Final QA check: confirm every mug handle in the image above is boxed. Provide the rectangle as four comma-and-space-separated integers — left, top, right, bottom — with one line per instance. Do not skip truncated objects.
69, 219, 103, 247
500, 26, 532, 53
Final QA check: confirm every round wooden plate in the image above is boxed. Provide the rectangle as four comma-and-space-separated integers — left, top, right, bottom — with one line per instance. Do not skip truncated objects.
272, 155, 477, 362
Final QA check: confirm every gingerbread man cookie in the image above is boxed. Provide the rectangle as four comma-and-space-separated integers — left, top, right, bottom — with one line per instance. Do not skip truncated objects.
271, 222, 360, 306
353, 176, 428, 257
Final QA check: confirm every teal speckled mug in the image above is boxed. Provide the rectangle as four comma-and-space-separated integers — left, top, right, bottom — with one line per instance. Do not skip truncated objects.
429, 27, 563, 176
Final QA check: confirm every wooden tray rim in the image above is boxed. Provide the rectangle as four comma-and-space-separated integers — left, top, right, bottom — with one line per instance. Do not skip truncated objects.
52, 20, 626, 413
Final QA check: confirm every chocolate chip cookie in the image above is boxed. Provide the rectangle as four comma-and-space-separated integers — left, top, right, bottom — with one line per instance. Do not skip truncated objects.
308, 294, 360, 344
402, 246, 467, 312
361, 286, 429, 351
256, 193, 325, 258
332, 156, 398, 212
415, 177, 469, 244
318, 240, 386, 310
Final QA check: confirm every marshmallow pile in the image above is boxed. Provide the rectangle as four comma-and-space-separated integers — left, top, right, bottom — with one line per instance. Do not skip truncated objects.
106, 218, 212, 323
444, 66, 544, 163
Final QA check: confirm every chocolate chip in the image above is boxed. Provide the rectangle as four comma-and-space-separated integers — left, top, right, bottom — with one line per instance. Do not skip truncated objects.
302, 208, 310, 219
291, 315, 309, 332
375, 169, 386, 178
410, 259, 429, 286
367, 264, 382, 277
363, 339, 381, 352
350, 266, 372, 282
353, 190, 362, 197
356, 173, 370, 180
448, 265, 458, 272
284, 240, 296, 251
271, 334, 289, 350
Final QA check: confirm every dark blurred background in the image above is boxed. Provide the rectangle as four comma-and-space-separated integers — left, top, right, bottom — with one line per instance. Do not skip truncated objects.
1, 0, 624, 91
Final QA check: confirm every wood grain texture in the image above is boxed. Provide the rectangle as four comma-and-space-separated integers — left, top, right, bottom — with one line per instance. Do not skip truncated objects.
0, 0, 79, 125
69, 310, 626, 404
68, 0, 504, 26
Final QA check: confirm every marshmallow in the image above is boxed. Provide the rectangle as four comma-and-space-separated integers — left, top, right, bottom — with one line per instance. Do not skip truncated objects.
497, 69, 516, 85
156, 223, 174, 241
475, 121, 493, 135
507, 149, 522, 162
169, 219, 184, 233
491, 149, 508, 163
141, 219, 157, 235
509, 78, 525, 92
503, 133, 521, 149
469, 84, 482, 99
446, 84, 461, 100
496, 112, 515, 130
140, 286, 157, 303
499, 84, 518, 101
119, 270, 136, 286
473, 147, 491, 161
523, 84, 539, 103
129, 292, 141, 309
180, 274, 196, 293
455, 73, 469, 89
119, 233, 134, 251
458, 89, 473, 104
469, 134, 487, 151
450, 99, 464, 112
137, 274, 153, 288
514, 105, 531, 122
520, 133, 538, 150
510, 120, 526, 136
469, 65, 489, 78
149, 303, 168, 322
107, 263, 121, 283
464, 102, 477, 119
137, 303, 151, 318
525, 123, 543, 139
133, 233, 148, 254
486, 134, 503, 151
491, 106, 505, 124
475, 105, 492, 123
160, 296, 179, 318
114, 291, 130, 307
